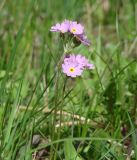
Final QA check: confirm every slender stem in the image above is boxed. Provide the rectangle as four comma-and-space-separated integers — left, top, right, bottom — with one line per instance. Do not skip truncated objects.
59, 77, 67, 130
50, 66, 60, 160
53, 76, 67, 160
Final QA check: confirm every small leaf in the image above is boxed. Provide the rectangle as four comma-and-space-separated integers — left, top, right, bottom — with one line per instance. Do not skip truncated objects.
64, 140, 82, 160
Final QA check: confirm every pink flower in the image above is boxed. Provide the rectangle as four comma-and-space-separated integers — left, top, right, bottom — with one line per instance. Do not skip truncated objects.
75, 55, 94, 69
62, 54, 94, 77
50, 23, 61, 32
59, 20, 70, 33
50, 20, 70, 33
75, 34, 91, 46
69, 21, 84, 35
62, 63, 83, 77
64, 54, 76, 64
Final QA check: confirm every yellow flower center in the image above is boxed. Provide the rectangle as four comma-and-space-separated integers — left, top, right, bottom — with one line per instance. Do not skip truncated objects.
69, 67, 75, 72
71, 28, 76, 33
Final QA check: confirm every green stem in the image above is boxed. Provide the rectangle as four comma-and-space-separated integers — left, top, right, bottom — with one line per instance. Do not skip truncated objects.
50, 67, 60, 160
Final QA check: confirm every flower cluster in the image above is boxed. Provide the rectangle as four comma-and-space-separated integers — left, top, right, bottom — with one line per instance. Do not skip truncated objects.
62, 54, 94, 78
50, 19, 94, 78
50, 20, 90, 46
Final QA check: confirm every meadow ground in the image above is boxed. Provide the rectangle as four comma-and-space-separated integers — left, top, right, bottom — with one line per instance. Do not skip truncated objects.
0, 0, 137, 159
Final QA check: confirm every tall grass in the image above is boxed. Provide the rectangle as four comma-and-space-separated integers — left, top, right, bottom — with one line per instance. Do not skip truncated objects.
0, 0, 137, 159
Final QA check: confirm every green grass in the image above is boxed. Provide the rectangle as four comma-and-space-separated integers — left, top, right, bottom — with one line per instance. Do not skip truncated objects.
0, 0, 137, 159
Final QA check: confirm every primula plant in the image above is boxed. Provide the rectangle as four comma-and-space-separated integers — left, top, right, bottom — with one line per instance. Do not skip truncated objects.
49, 20, 95, 159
